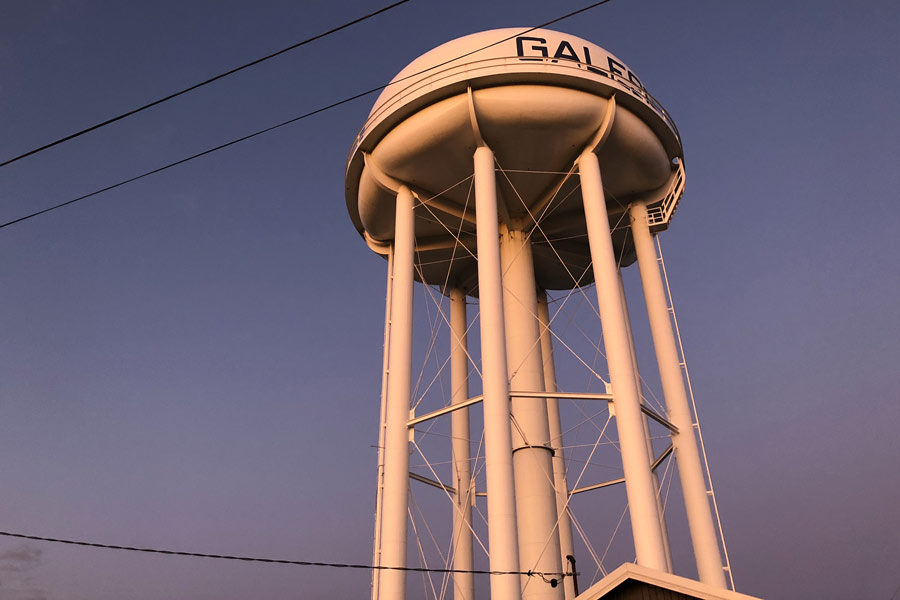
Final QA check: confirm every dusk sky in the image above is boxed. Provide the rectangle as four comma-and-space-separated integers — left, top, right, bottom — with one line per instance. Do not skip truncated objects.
1, 1, 898, 599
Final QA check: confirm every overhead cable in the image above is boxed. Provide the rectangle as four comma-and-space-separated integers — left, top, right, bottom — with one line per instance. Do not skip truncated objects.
0, 0, 614, 231
0, 530, 569, 583
0, 0, 414, 168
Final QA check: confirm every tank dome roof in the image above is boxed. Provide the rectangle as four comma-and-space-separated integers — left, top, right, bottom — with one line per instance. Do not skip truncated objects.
368, 28, 634, 117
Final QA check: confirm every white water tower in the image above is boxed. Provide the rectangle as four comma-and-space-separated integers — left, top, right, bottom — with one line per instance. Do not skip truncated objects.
345, 28, 745, 600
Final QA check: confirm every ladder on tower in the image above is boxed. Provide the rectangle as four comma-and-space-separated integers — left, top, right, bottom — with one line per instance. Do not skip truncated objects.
655, 236, 736, 591
371, 246, 394, 600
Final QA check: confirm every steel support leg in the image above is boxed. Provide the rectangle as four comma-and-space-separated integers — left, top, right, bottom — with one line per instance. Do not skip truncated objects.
450, 287, 474, 600
617, 271, 674, 573
578, 151, 669, 572
630, 201, 726, 587
474, 145, 522, 600
377, 185, 416, 600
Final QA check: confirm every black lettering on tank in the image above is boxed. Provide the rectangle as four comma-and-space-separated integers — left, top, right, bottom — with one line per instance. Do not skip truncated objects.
607, 57, 626, 77
582, 46, 608, 77
516, 36, 548, 61
553, 40, 580, 62
628, 70, 644, 89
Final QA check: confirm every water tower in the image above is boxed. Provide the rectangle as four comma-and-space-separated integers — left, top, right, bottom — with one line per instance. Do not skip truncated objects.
345, 28, 739, 600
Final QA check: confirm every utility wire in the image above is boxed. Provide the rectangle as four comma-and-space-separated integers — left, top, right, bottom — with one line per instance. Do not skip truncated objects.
0, 530, 569, 582
0, 90, 376, 230
0, 0, 614, 231
0, 0, 413, 168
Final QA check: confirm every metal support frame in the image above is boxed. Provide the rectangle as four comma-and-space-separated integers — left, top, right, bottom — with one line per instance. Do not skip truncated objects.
499, 225, 564, 600
369, 143, 721, 600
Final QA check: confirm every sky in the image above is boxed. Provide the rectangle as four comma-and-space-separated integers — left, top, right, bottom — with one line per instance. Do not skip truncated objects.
1, 1, 899, 599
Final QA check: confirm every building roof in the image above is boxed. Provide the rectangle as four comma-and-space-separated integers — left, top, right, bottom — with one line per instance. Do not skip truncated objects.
577, 563, 763, 600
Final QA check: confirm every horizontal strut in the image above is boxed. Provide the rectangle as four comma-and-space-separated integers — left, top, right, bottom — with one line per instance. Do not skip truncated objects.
409, 472, 486, 497
406, 390, 677, 434
569, 443, 674, 495
409, 446, 676, 499
407, 395, 483, 428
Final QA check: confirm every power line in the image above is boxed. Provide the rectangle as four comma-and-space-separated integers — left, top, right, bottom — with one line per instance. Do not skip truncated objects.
0, 530, 569, 583
0, 89, 377, 230
0, 0, 414, 168
0, 0, 615, 231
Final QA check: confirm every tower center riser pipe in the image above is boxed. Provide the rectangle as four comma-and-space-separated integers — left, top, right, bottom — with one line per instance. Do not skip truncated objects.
499, 227, 565, 600
537, 293, 577, 600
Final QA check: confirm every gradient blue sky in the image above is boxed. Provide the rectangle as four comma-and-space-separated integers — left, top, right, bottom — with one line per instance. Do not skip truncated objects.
1, 1, 898, 598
